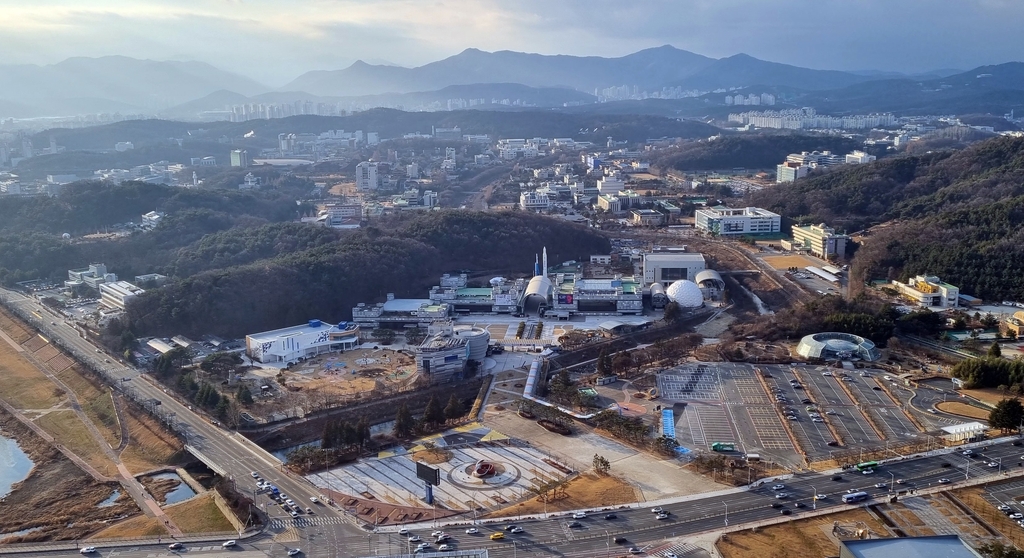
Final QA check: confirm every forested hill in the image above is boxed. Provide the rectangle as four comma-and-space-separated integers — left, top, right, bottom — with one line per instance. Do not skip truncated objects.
125, 211, 610, 338
748, 135, 1024, 300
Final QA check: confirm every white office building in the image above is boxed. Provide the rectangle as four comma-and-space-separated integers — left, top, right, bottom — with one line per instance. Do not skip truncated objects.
356, 162, 380, 191
597, 172, 626, 194
99, 281, 145, 310
845, 150, 877, 164
695, 207, 781, 236
776, 163, 810, 183
642, 247, 707, 285
246, 319, 360, 364
520, 191, 552, 211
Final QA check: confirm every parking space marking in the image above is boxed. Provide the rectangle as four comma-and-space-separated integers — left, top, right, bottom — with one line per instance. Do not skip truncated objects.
658, 364, 722, 401
695, 404, 737, 446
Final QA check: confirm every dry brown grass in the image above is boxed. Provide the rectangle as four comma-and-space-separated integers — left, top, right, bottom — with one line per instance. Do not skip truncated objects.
960, 388, 1013, 407
0, 340, 64, 410
88, 515, 168, 539
164, 494, 235, 534
411, 448, 452, 465
486, 473, 636, 518
956, 487, 1024, 547
56, 367, 120, 448
119, 408, 186, 474
33, 410, 118, 478
936, 401, 991, 421
717, 509, 889, 558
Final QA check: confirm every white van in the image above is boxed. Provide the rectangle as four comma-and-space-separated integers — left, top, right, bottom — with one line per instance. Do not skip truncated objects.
222, 540, 237, 548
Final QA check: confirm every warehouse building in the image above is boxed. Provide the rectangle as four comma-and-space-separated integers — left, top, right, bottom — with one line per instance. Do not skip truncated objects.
791, 223, 850, 259
246, 319, 360, 364
891, 275, 960, 308
642, 247, 707, 285
695, 206, 781, 236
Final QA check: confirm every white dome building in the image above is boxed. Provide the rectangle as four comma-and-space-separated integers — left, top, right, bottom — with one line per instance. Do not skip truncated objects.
665, 280, 704, 308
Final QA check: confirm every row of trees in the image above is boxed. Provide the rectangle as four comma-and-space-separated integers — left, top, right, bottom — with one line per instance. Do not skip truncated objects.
322, 416, 372, 450
952, 357, 1024, 389
391, 394, 467, 438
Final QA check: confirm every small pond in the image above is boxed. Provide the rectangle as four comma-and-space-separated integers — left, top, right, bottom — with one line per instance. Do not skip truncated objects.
0, 433, 34, 499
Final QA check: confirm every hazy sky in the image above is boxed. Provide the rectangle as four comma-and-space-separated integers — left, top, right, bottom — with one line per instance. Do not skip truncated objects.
2, 0, 1022, 85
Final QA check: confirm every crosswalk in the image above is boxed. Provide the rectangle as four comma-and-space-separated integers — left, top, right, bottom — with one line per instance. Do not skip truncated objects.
269, 516, 350, 529
656, 541, 708, 557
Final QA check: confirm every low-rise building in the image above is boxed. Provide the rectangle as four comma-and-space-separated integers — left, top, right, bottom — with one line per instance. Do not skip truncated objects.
352, 294, 450, 329
695, 206, 781, 236
631, 208, 664, 226
790, 223, 850, 259
845, 150, 876, 164
891, 275, 959, 308
99, 280, 145, 310
776, 162, 810, 183
67, 263, 116, 289
642, 247, 707, 284
246, 319, 360, 364
520, 191, 551, 211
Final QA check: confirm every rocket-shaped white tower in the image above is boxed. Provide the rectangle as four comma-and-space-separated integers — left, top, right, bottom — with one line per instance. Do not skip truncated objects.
542, 247, 548, 276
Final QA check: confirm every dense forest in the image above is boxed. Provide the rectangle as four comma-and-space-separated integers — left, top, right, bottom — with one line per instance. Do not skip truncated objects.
748, 135, 1024, 300
650, 134, 862, 172
126, 211, 610, 338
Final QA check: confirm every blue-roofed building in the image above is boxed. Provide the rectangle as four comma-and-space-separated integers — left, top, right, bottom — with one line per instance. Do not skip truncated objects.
839, 535, 982, 558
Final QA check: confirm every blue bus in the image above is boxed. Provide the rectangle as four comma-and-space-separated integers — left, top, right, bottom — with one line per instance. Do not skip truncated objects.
842, 491, 870, 504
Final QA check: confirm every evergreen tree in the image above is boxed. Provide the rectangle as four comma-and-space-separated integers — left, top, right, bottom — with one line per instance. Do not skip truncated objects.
444, 394, 463, 423
423, 395, 445, 426
989, 341, 1002, 358
215, 396, 230, 419
236, 385, 254, 405
990, 398, 1024, 432
356, 416, 370, 447
393, 404, 414, 438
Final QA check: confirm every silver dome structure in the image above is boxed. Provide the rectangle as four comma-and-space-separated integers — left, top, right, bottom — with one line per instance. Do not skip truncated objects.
665, 280, 704, 308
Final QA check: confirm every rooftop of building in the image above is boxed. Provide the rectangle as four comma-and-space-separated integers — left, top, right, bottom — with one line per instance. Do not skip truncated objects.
455, 288, 495, 299
839, 535, 982, 558
420, 334, 467, 351
247, 320, 353, 343
698, 206, 780, 218
381, 298, 438, 313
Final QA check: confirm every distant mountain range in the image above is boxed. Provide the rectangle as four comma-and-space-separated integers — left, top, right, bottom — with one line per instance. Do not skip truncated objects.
2, 47, 1024, 120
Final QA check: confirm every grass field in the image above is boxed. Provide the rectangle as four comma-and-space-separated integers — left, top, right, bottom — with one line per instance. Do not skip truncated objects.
164, 494, 235, 534
88, 515, 168, 539
0, 340, 64, 410
936, 401, 991, 421
487, 473, 636, 518
761, 254, 820, 271
56, 367, 120, 448
960, 388, 1012, 407
119, 408, 186, 474
34, 410, 117, 478
717, 509, 888, 558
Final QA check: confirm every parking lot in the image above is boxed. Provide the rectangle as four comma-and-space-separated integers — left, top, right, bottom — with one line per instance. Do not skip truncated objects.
791, 366, 882, 446
761, 370, 837, 459
664, 363, 802, 466
846, 374, 922, 439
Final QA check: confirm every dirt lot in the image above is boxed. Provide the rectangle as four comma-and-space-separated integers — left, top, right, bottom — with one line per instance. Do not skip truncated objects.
411, 448, 453, 465
0, 409, 138, 543
716, 509, 889, 558
936, 401, 991, 421
957, 487, 1024, 547
761, 254, 820, 271
486, 473, 637, 518
88, 515, 167, 539
33, 410, 118, 478
163, 494, 234, 534
279, 348, 418, 402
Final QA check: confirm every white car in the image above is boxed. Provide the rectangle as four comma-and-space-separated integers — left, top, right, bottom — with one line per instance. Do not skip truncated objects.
438, 544, 455, 551
656, 512, 670, 520
775, 493, 790, 499
465, 527, 479, 534
408, 536, 422, 542
862, 469, 875, 475
80, 548, 97, 555
812, 418, 825, 423
1011, 513, 1024, 520
651, 507, 664, 513
572, 512, 587, 519
288, 550, 302, 556
431, 530, 444, 537
250, 471, 259, 478
435, 534, 451, 542
509, 526, 524, 534
285, 498, 296, 506
310, 497, 319, 503
822, 372, 833, 377
998, 504, 1012, 511
772, 484, 786, 491
989, 462, 1000, 468
399, 528, 410, 535
874, 483, 887, 488
938, 478, 951, 484
222, 540, 237, 548
416, 543, 432, 551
